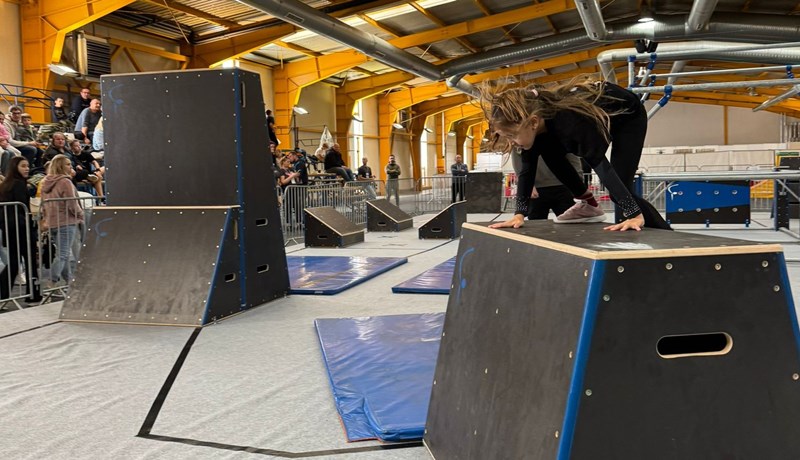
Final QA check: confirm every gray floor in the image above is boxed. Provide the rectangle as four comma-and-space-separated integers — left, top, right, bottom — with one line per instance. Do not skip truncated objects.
2, 212, 800, 459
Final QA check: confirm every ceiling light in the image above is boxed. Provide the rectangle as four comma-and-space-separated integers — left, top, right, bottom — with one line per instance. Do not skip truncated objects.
638, 7, 654, 23
447, 131, 457, 137
48, 63, 80, 77
423, 127, 434, 133
293, 106, 308, 115
392, 122, 404, 129
352, 115, 363, 122
466, 134, 474, 140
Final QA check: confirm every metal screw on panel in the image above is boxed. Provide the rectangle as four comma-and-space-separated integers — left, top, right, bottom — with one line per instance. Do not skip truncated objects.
714, 263, 722, 271
602, 295, 611, 302
617, 266, 624, 273
569, 351, 573, 359
762, 261, 769, 268
774, 285, 781, 292
666, 263, 673, 270
793, 373, 799, 381
555, 431, 560, 439
585, 389, 593, 396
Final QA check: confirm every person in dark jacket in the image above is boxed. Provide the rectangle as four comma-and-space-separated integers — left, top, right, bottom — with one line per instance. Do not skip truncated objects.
0, 156, 41, 301
483, 77, 669, 232
324, 143, 355, 182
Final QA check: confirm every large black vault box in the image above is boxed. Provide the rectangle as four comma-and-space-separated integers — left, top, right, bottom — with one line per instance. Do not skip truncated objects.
425, 221, 800, 459
60, 69, 289, 326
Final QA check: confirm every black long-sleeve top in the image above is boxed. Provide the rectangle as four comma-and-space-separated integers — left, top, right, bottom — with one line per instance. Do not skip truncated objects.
515, 83, 642, 219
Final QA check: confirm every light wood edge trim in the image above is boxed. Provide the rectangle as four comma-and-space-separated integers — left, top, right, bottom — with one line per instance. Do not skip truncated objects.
463, 223, 784, 260
60, 319, 201, 327
99, 206, 240, 210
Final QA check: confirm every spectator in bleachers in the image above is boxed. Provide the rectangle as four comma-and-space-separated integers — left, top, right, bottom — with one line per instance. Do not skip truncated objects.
40, 154, 84, 287
51, 97, 71, 128
0, 156, 40, 301
3, 106, 39, 166
324, 143, 355, 182
289, 150, 309, 186
0, 137, 17, 176
313, 142, 328, 173
43, 132, 68, 164
80, 99, 102, 144
14, 114, 43, 167
70, 88, 91, 123
91, 117, 104, 159
67, 139, 102, 196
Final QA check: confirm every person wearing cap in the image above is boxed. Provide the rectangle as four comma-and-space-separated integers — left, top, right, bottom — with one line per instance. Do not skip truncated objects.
3, 106, 39, 165
10, 110, 42, 167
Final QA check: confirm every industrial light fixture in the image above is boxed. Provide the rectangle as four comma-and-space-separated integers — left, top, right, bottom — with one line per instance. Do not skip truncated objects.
293, 106, 309, 115
392, 122, 404, 129
423, 127, 434, 133
447, 131, 457, 137
352, 115, 363, 122
638, 6, 654, 23
466, 134, 474, 140
48, 63, 80, 77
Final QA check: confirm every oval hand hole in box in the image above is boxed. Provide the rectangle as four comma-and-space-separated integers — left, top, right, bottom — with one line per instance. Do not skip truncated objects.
656, 332, 732, 359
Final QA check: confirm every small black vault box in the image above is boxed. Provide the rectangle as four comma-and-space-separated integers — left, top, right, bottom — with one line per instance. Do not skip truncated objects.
425, 221, 800, 459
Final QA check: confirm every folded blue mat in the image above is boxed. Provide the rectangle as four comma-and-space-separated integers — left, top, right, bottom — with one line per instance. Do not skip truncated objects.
288, 256, 407, 295
391, 257, 455, 294
315, 313, 444, 442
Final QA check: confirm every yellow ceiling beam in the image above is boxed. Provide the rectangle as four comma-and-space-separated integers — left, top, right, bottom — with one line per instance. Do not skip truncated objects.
21, 0, 135, 119
444, 104, 482, 132
107, 38, 189, 62
191, 23, 298, 68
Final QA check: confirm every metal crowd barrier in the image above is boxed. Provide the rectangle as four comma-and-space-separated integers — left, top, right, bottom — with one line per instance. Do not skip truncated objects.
0, 202, 37, 310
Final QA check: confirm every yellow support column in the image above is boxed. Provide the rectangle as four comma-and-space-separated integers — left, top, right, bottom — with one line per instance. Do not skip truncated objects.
21, 0, 136, 120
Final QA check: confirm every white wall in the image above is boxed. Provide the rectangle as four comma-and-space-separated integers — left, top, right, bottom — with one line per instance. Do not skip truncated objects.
296, 82, 336, 153
644, 100, 784, 147
361, 96, 379, 170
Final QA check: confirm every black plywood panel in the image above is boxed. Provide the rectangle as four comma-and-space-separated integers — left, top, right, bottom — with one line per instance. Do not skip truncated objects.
419, 201, 466, 239
465, 172, 502, 213
366, 199, 413, 232
425, 225, 593, 459
571, 253, 800, 459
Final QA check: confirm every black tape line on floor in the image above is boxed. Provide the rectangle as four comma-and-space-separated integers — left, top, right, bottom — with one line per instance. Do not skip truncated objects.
137, 327, 202, 436
139, 433, 423, 458
0, 321, 60, 340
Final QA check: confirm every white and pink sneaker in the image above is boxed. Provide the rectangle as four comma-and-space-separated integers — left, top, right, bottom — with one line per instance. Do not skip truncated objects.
553, 201, 606, 223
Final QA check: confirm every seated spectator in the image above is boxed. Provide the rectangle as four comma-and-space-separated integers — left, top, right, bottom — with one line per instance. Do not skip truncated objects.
74, 142, 104, 197
91, 117, 104, 160
67, 139, 102, 196
80, 99, 102, 144
0, 137, 16, 175
313, 142, 328, 173
51, 97, 72, 128
324, 143, 355, 182
43, 132, 68, 164
3, 106, 39, 166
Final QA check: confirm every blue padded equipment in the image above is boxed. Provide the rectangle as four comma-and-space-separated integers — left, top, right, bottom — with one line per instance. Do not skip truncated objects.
288, 256, 407, 295
391, 257, 455, 294
315, 313, 444, 442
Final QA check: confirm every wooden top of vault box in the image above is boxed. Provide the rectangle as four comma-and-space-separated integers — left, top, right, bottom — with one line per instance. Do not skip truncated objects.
464, 222, 783, 260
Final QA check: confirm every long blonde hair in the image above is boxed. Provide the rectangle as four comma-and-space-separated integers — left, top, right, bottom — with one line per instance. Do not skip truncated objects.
479, 76, 620, 152
48, 154, 73, 176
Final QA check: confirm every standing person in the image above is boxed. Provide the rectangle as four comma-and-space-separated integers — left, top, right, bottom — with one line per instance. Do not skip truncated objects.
357, 157, 377, 200
40, 155, 84, 287
265, 109, 279, 146
0, 157, 41, 301
450, 154, 468, 203
482, 78, 670, 232
385, 154, 401, 206
80, 99, 102, 144
70, 87, 91, 123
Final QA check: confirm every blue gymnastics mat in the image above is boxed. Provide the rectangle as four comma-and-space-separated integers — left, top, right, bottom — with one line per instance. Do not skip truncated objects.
315, 313, 444, 442
391, 257, 455, 294
288, 256, 407, 295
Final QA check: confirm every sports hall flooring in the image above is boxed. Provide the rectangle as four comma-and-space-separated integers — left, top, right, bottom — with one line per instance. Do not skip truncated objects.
2, 212, 799, 459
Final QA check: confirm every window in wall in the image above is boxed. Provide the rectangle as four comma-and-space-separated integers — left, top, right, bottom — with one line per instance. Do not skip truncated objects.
351, 100, 365, 166
420, 129, 429, 178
